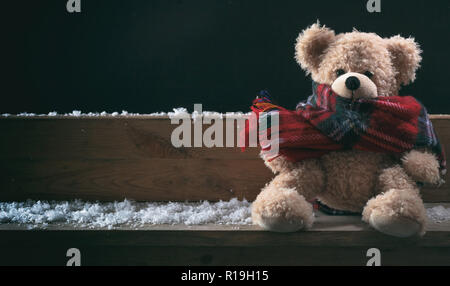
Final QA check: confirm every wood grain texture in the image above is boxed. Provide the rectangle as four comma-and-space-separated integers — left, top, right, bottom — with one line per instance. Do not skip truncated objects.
0, 116, 449, 202
1, 245, 449, 266
0, 205, 449, 266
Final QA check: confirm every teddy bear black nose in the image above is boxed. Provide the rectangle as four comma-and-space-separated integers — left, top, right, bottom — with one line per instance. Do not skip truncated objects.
345, 76, 360, 91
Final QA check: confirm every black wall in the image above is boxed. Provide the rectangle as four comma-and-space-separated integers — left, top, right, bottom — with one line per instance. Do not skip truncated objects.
2, 0, 449, 114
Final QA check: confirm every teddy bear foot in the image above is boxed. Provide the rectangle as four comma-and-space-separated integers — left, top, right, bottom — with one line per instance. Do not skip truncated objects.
368, 210, 421, 238
363, 188, 426, 238
252, 187, 314, 232
257, 216, 306, 232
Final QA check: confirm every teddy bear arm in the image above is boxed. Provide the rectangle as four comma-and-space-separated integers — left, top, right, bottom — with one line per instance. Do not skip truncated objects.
401, 149, 443, 185
263, 155, 294, 174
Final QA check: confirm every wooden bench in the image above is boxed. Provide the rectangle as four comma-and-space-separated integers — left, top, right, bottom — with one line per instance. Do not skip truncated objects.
0, 203, 449, 266
0, 115, 449, 265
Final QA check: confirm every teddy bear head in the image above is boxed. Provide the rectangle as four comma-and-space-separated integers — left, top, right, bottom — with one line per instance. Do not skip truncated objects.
295, 23, 422, 99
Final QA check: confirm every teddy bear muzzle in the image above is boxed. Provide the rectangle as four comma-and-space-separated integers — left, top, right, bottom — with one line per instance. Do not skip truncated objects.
331, 72, 378, 100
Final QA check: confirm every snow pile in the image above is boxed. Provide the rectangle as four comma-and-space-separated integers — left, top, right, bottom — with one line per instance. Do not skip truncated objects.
1, 109, 249, 119
1, 110, 168, 117
59, 110, 168, 117
167, 108, 248, 121
167, 107, 189, 119
1, 199, 448, 229
427, 205, 450, 223
0, 198, 252, 229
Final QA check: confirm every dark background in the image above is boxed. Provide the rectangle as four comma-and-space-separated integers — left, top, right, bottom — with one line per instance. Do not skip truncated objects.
1, 0, 449, 114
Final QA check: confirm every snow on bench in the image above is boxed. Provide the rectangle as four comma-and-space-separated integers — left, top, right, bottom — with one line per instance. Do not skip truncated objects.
0, 114, 449, 265
0, 203, 449, 266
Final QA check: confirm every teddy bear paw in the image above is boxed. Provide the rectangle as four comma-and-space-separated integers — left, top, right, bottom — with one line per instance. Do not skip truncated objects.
368, 210, 422, 238
252, 187, 314, 232
401, 150, 442, 186
363, 188, 426, 237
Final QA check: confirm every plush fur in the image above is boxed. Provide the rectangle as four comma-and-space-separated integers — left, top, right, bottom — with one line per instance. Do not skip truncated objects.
252, 22, 442, 237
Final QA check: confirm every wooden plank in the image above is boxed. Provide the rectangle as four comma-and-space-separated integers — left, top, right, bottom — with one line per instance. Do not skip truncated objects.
0, 205, 449, 266
1, 245, 449, 266
0, 116, 449, 202
0, 204, 448, 244
0, 158, 269, 201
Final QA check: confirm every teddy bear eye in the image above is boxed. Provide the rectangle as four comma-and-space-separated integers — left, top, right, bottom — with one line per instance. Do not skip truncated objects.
364, 71, 374, 78
336, 69, 346, 77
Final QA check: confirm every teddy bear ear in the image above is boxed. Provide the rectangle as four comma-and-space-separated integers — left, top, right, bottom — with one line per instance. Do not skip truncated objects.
386, 36, 422, 86
295, 22, 335, 74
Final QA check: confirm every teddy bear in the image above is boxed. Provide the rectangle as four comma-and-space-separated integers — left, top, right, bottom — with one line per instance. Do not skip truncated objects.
249, 22, 446, 237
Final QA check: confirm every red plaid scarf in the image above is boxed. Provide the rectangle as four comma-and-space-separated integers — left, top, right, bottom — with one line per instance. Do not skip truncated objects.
242, 82, 446, 175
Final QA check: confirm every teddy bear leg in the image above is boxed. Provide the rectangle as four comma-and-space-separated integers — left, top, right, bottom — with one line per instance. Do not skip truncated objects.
251, 160, 323, 232
252, 184, 314, 232
362, 165, 427, 237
